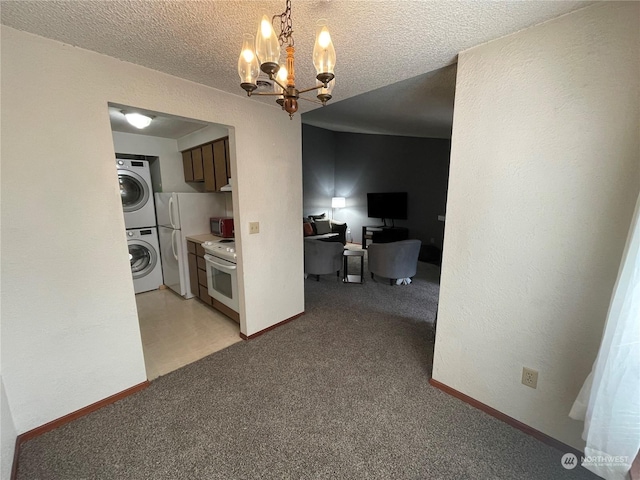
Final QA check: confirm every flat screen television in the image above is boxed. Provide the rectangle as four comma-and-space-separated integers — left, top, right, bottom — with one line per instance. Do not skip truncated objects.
367, 192, 408, 222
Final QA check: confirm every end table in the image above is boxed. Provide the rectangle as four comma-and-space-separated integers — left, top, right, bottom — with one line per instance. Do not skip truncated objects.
343, 249, 365, 284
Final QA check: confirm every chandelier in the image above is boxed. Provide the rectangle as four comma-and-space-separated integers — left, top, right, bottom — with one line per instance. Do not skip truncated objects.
237, 0, 336, 118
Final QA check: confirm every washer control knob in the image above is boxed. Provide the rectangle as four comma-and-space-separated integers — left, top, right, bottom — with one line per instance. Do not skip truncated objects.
228, 248, 235, 253
117, 160, 124, 165
203, 241, 214, 246
127, 231, 134, 237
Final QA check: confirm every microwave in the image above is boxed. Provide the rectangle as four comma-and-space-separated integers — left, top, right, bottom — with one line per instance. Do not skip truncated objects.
210, 217, 234, 238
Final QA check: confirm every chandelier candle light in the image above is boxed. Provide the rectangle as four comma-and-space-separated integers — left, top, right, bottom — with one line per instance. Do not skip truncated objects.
237, 0, 336, 118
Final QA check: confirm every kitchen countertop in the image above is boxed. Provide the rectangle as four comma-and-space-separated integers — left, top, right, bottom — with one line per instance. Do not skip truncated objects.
185, 233, 228, 244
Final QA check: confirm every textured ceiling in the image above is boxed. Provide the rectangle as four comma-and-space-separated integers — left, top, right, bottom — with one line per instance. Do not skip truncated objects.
303, 64, 457, 138
2, 1, 593, 133
108, 104, 209, 139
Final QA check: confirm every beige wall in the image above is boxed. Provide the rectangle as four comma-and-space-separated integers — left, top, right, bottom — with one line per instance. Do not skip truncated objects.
177, 124, 229, 152
112, 131, 202, 193
0, 26, 304, 434
433, 2, 640, 449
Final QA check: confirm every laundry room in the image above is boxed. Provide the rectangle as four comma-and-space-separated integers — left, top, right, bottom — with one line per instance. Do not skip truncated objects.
109, 104, 241, 381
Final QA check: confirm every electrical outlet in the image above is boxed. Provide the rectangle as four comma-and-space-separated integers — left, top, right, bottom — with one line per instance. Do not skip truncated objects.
249, 222, 260, 234
522, 367, 538, 389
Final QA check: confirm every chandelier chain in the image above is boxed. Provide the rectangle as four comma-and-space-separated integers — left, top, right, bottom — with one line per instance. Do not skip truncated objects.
273, 0, 294, 47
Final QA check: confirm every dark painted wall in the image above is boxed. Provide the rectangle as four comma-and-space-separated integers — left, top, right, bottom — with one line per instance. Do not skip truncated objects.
302, 125, 336, 218
302, 125, 451, 247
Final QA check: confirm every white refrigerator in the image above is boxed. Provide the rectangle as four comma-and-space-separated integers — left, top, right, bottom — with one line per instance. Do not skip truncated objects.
155, 192, 227, 298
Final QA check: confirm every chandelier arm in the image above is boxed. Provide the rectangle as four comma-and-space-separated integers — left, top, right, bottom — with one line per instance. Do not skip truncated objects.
250, 92, 289, 97
297, 85, 327, 95
272, 77, 288, 91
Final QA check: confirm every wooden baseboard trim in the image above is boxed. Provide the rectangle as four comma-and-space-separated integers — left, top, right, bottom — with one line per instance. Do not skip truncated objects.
11, 380, 149, 480
429, 378, 583, 458
18, 380, 150, 443
240, 312, 304, 340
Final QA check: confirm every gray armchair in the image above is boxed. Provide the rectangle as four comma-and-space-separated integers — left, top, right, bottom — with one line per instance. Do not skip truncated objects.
304, 239, 344, 281
368, 239, 422, 285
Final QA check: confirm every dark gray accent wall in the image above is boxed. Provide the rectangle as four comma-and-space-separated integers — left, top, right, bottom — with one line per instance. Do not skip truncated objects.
302, 125, 450, 248
302, 125, 336, 218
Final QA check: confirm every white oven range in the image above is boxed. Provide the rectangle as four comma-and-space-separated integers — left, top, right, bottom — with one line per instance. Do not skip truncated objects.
203, 240, 239, 313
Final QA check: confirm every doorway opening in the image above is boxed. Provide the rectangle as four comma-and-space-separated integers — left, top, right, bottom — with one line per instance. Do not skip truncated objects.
108, 103, 240, 380
299, 64, 456, 376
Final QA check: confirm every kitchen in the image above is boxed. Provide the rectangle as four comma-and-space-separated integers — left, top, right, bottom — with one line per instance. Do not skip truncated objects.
110, 104, 242, 380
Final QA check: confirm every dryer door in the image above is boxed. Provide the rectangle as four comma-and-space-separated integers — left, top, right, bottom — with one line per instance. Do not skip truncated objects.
129, 240, 158, 279
118, 169, 150, 213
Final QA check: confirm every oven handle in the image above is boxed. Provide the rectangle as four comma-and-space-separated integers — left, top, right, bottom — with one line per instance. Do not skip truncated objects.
205, 256, 237, 271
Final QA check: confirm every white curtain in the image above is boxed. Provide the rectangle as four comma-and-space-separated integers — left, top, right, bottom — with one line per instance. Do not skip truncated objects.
570, 193, 640, 480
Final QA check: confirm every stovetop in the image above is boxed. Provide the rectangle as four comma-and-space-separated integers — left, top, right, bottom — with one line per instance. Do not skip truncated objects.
203, 240, 237, 263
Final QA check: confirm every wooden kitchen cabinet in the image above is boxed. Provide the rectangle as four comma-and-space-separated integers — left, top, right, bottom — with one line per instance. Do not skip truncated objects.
187, 240, 211, 304
182, 150, 193, 182
202, 143, 215, 192
181, 136, 230, 192
224, 138, 231, 180
186, 239, 239, 324
212, 139, 228, 191
188, 252, 199, 297
187, 240, 199, 297
191, 147, 204, 182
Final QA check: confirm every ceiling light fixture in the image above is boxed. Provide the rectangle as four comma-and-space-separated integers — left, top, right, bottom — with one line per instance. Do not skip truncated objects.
237, 0, 336, 118
122, 112, 154, 129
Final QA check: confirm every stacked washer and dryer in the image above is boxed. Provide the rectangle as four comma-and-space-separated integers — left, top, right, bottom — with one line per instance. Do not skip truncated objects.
116, 158, 163, 294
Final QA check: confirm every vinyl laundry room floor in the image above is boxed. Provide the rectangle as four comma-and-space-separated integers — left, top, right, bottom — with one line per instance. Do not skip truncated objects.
135, 288, 241, 380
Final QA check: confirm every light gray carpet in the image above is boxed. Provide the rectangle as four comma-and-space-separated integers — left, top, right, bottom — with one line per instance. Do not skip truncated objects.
17, 254, 597, 479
